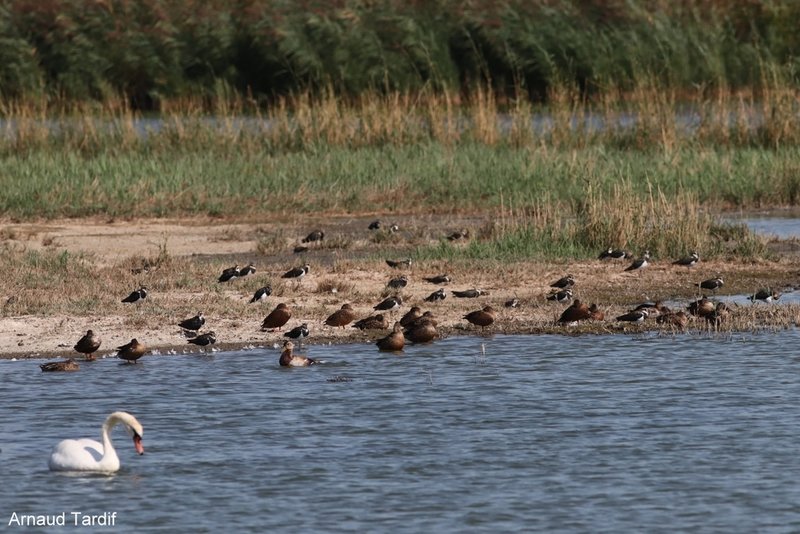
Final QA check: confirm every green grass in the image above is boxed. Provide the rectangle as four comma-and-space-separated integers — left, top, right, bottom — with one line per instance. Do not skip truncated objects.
2, 143, 799, 218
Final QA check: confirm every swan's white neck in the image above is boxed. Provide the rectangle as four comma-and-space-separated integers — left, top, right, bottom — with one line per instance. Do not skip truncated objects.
98, 413, 123, 471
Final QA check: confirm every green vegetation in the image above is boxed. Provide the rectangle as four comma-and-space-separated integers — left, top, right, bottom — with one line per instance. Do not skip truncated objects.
1, 1, 798, 104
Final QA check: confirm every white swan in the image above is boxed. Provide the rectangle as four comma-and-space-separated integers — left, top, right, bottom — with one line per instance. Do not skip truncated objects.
48, 411, 144, 473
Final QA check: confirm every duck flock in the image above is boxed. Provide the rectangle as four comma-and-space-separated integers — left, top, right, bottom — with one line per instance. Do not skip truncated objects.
39, 224, 784, 373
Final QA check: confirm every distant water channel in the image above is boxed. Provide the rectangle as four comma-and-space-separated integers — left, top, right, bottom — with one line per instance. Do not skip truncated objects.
3, 332, 800, 532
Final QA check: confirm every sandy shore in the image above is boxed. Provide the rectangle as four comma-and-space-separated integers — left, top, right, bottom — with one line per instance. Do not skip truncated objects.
2, 214, 798, 362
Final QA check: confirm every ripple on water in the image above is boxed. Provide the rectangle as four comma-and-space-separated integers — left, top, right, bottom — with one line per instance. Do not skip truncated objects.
3, 332, 800, 532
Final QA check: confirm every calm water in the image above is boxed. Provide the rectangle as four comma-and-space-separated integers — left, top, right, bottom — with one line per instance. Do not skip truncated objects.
3, 332, 800, 533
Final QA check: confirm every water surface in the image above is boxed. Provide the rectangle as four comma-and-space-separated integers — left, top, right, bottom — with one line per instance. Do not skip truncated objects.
2, 333, 800, 532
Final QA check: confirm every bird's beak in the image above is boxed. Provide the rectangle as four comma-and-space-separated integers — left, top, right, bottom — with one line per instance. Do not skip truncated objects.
133, 433, 144, 455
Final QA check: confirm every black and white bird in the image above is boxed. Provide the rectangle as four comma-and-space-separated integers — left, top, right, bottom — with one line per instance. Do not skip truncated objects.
423, 274, 451, 284
749, 288, 780, 303
302, 230, 325, 243
598, 248, 630, 260
121, 287, 147, 303
424, 288, 446, 302
249, 286, 272, 303
546, 288, 573, 303
239, 263, 256, 277
696, 276, 724, 292
505, 298, 521, 308
178, 312, 205, 333
673, 251, 699, 267
386, 258, 412, 269
447, 229, 470, 241
218, 265, 240, 283
374, 295, 403, 312
452, 288, 487, 298
387, 275, 408, 289
616, 309, 649, 323
188, 332, 216, 346
368, 220, 382, 230
550, 274, 575, 289
282, 263, 310, 279
624, 251, 651, 272
284, 323, 310, 343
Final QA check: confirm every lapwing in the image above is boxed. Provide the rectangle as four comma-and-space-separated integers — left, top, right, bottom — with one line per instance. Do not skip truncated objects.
387, 275, 408, 289
302, 230, 325, 243
546, 288, 573, 303
386, 258, 412, 269
673, 251, 699, 267
218, 265, 240, 283
250, 286, 272, 303
239, 263, 256, 277
424, 288, 446, 302
550, 274, 575, 289
368, 220, 382, 230
447, 229, 470, 241
121, 287, 147, 303
616, 309, 649, 323
624, 251, 650, 272
505, 298, 521, 308
376, 322, 405, 352
423, 274, 451, 284
282, 263, 310, 279
116, 338, 146, 363
188, 332, 216, 346
178, 312, 205, 333
696, 276, 724, 292
598, 248, 630, 260
73, 329, 101, 361
374, 295, 402, 312
749, 288, 780, 303
284, 323, 310, 343
452, 288, 487, 298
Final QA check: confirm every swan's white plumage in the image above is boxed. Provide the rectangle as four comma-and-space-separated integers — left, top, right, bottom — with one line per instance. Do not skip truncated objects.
48, 411, 143, 473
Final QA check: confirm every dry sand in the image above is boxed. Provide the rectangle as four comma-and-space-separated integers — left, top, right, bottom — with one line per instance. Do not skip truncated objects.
2, 214, 798, 362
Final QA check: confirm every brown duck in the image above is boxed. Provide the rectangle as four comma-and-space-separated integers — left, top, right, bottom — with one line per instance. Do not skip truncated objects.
73, 329, 101, 361
404, 319, 438, 343
409, 311, 438, 328
399, 306, 423, 328
588, 304, 605, 321
40, 359, 80, 372
557, 299, 591, 324
325, 304, 357, 329
261, 303, 292, 331
688, 296, 715, 317
279, 341, 318, 367
376, 322, 405, 352
657, 310, 689, 329
116, 339, 146, 364
464, 305, 496, 330
352, 313, 389, 330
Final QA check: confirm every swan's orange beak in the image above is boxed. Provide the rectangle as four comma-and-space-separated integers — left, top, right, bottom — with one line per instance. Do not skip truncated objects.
133, 433, 144, 455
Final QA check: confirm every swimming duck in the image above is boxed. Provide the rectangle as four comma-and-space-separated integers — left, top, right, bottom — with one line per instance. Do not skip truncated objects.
121, 287, 147, 303
464, 305, 496, 330
73, 329, 101, 361
261, 303, 292, 331
279, 341, 318, 367
325, 304, 356, 329
376, 322, 405, 352
352, 314, 389, 330
40, 359, 80, 372
116, 338, 146, 363
250, 286, 272, 303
